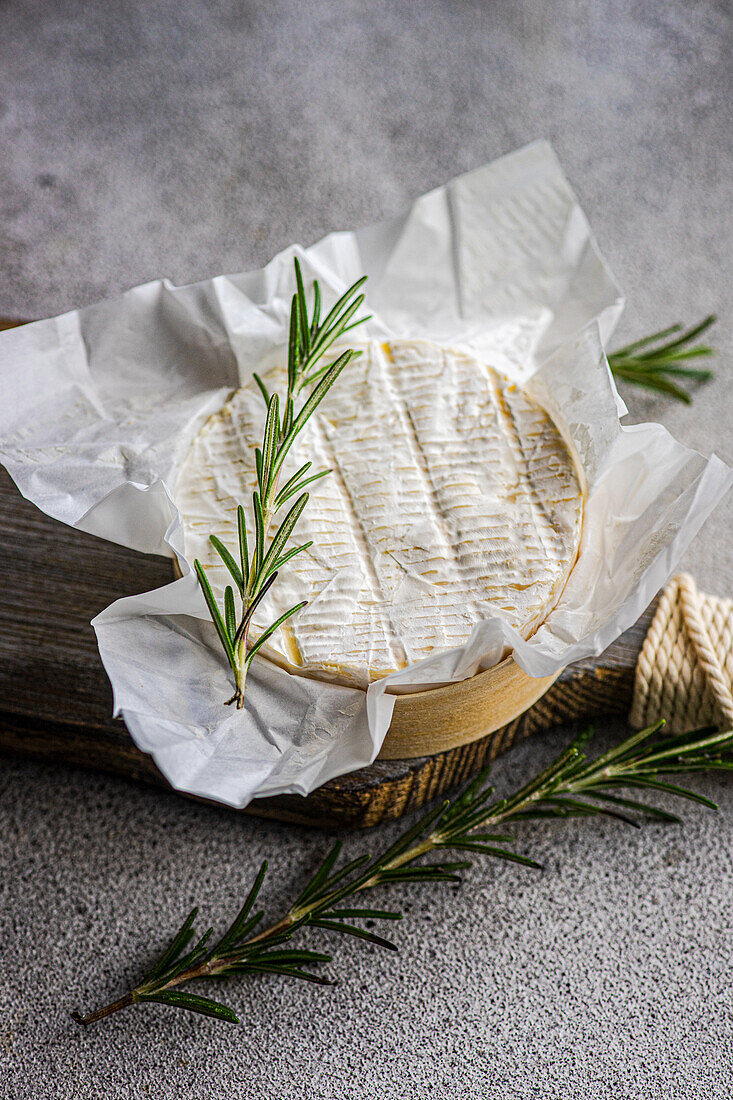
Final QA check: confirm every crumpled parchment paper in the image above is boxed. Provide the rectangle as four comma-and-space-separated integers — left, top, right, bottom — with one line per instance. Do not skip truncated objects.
0, 141, 729, 807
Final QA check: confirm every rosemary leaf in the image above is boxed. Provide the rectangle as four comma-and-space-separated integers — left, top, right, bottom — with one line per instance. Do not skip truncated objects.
237, 505, 249, 587
140, 907, 198, 984
294, 259, 310, 356
214, 860, 268, 953
293, 841, 343, 908
274, 469, 330, 510
252, 373, 270, 406
321, 908, 403, 921
194, 561, 236, 672
244, 602, 308, 666
240, 963, 336, 987
260, 393, 281, 494
252, 492, 265, 576
310, 280, 321, 335
224, 586, 236, 642
271, 541, 314, 573
309, 919, 398, 952
209, 535, 244, 595
138, 990, 239, 1023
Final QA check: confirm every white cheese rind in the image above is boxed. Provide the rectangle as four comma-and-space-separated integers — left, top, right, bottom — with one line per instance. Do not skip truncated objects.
177, 340, 584, 687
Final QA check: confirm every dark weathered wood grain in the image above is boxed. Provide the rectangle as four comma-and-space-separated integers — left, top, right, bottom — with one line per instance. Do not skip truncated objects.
0, 464, 654, 827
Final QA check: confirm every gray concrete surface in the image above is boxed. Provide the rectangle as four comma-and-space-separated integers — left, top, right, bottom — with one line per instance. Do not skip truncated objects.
1, 1, 732, 1096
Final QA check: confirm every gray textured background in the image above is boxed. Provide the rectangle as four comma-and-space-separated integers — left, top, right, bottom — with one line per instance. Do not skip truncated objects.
1, 1, 732, 1097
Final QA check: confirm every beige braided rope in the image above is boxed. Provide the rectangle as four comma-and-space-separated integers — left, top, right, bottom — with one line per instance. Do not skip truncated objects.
630, 573, 733, 732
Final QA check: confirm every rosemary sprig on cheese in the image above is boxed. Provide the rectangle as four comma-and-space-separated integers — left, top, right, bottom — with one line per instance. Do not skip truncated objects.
608, 314, 716, 404
194, 259, 370, 708
72, 719, 733, 1027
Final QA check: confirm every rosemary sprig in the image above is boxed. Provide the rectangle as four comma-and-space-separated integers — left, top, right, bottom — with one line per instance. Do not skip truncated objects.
608, 315, 716, 403
195, 259, 370, 708
73, 719, 733, 1027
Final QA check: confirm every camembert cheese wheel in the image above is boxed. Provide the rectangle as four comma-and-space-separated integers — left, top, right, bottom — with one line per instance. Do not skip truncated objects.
177, 340, 583, 687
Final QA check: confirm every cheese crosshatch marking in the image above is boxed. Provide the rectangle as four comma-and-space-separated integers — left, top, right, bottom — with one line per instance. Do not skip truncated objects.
177, 339, 584, 687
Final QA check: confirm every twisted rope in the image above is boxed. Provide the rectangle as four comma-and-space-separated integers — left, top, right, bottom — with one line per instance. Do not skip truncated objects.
630, 573, 733, 732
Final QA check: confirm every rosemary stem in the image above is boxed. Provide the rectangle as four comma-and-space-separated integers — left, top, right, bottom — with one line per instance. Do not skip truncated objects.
103, 763, 598, 1008
71, 722, 733, 1028
76, 952, 251, 1022
71, 991, 135, 1026
59, 754, 669, 1023
231, 492, 280, 705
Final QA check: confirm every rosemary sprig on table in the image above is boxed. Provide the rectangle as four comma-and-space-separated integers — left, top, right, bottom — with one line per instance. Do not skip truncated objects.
608, 315, 716, 403
72, 719, 733, 1026
194, 259, 370, 708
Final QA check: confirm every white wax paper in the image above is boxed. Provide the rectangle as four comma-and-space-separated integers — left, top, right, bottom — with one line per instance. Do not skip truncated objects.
0, 141, 730, 808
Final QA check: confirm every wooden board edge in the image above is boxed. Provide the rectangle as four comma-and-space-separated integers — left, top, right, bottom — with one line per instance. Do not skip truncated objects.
0, 661, 635, 828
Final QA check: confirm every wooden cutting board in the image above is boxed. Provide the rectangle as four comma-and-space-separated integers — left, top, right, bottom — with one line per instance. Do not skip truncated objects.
0, 461, 653, 828
0, 313, 656, 828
